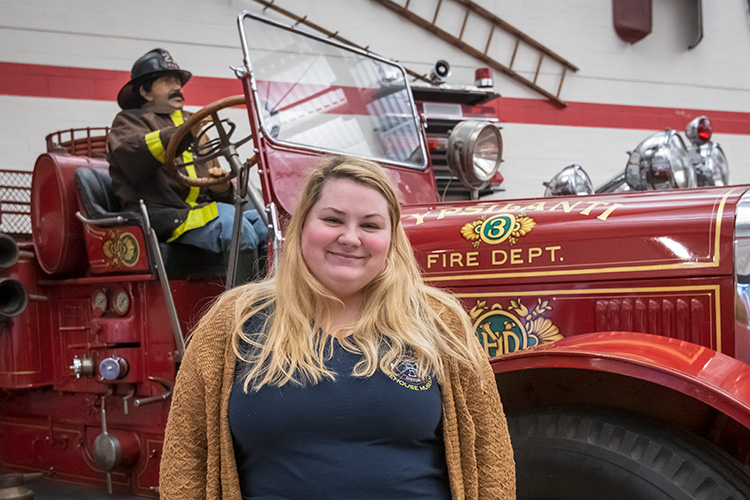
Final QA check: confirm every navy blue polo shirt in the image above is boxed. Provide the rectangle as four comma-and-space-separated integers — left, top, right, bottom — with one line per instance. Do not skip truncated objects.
228, 335, 450, 500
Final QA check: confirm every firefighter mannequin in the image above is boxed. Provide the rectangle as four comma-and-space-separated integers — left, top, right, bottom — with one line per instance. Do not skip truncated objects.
107, 48, 267, 281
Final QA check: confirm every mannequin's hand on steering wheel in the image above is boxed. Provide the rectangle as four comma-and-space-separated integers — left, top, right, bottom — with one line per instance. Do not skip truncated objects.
164, 95, 253, 188
207, 166, 232, 192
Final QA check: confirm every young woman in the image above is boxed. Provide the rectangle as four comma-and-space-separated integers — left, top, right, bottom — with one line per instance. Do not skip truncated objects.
160, 156, 516, 499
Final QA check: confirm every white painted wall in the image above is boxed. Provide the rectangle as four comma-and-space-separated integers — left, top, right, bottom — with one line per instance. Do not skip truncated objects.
1, 0, 749, 199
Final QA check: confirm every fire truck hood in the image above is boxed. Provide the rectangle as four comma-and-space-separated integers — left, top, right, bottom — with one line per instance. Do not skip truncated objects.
402, 186, 749, 286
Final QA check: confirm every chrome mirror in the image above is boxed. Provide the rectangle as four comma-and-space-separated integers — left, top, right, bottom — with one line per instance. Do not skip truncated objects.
543, 164, 594, 196
625, 130, 694, 190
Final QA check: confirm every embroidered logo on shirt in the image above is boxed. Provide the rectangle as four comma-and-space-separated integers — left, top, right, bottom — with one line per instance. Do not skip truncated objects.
387, 355, 433, 391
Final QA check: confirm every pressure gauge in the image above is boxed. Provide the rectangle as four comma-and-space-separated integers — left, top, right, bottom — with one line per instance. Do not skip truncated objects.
113, 289, 130, 316
92, 290, 108, 317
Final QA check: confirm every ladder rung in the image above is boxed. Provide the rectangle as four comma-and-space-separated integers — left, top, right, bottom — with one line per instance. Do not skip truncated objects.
509, 38, 520, 70
556, 66, 568, 99
484, 26, 494, 55
533, 54, 543, 85
458, 9, 470, 41
433, 0, 443, 24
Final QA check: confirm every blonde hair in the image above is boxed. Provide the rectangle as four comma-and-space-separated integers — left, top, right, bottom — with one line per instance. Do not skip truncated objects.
221, 155, 486, 391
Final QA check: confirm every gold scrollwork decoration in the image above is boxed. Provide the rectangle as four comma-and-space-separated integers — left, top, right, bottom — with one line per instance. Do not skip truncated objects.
460, 213, 536, 247
102, 231, 140, 268
470, 297, 562, 357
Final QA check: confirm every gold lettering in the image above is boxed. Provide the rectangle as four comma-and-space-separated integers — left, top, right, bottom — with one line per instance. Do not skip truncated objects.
550, 200, 581, 213
502, 321, 521, 353
522, 202, 546, 212
426, 254, 438, 269
500, 203, 521, 211
450, 253, 463, 267
492, 249, 508, 265
464, 205, 484, 214
510, 248, 523, 264
546, 245, 561, 262
409, 212, 430, 225
466, 251, 479, 267
479, 323, 500, 356
596, 203, 624, 221
580, 201, 607, 216
528, 247, 542, 263
438, 207, 462, 220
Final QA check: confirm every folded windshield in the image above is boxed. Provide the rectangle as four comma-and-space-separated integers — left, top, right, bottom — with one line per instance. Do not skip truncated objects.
239, 13, 426, 168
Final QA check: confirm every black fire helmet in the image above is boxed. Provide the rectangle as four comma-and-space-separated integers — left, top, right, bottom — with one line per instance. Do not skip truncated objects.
117, 48, 192, 110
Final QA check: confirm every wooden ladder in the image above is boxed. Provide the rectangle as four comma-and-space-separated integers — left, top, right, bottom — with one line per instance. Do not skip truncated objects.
373, 0, 579, 107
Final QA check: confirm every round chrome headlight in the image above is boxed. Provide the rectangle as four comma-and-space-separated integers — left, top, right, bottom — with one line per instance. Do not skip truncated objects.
543, 164, 594, 196
446, 121, 502, 190
625, 130, 694, 190
705, 143, 730, 186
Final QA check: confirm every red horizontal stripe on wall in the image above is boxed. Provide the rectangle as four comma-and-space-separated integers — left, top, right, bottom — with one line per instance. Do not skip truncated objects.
494, 98, 750, 135
2, 62, 749, 135
0, 61, 242, 106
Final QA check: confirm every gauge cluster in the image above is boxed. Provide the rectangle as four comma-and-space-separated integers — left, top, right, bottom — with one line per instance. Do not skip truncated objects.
90, 288, 131, 317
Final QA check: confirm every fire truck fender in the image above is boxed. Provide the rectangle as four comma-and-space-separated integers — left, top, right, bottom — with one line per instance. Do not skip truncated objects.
490, 331, 750, 498
490, 331, 750, 429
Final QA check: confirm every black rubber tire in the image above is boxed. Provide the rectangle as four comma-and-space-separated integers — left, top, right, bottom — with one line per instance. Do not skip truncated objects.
508, 409, 750, 500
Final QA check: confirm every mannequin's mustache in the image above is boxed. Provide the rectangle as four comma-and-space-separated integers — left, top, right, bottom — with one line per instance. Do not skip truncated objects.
169, 91, 184, 100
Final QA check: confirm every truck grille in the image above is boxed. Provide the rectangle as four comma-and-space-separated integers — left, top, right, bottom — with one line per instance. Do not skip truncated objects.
595, 298, 704, 344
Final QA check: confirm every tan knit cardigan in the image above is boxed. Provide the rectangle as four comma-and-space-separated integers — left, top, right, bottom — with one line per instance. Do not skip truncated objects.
160, 292, 516, 499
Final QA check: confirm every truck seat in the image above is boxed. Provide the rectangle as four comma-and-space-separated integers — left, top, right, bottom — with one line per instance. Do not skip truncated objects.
74, 166, 141, 223
73, 167, 226, 279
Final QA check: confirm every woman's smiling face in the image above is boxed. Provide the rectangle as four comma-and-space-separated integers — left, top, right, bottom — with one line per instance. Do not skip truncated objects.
301, 177, 392, 303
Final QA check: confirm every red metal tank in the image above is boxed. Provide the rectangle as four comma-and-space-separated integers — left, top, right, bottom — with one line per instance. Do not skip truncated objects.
31, 153, 108, 275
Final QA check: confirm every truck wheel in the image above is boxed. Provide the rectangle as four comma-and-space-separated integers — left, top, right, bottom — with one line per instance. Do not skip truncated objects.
507, 409, 750, 500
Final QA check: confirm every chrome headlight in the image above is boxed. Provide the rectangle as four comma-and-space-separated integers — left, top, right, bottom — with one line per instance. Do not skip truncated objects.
685, 115, 729, 187
543, 164, 594, 196
706, 144, 730, 186
446, 121, 502, 191
625, 130, 694, 190
694, 143, 730, 187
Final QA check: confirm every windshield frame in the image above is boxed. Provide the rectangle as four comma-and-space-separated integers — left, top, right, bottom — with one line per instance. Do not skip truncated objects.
236, 10, 428, 170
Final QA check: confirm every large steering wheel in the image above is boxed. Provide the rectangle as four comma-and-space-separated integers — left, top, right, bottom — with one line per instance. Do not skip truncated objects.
164, 95, 255, 187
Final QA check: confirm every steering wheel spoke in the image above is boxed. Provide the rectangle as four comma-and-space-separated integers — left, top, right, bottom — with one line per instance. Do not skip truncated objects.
164, 95, 251, 187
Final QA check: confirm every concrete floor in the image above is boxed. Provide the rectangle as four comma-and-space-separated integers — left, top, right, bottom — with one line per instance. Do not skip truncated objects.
2, 475, 143, 500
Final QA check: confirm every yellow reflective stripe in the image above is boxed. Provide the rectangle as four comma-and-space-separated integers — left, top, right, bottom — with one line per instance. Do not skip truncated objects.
167, 202, 219, 242
145, 130, 165, 163
171, 109, 184, 126
184, 162, 199, 207
169, 110, 200, 207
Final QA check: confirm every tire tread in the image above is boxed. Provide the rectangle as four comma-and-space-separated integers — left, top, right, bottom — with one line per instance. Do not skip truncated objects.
509, 409, 750, 500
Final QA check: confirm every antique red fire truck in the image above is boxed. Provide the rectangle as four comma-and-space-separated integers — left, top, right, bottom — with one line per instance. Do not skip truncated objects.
2, 12, 750, 499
